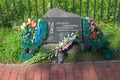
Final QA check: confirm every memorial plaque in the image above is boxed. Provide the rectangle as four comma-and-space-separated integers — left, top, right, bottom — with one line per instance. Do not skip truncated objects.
44, 17, 82, 42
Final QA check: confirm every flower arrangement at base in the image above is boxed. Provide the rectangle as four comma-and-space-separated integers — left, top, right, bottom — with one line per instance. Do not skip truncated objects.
20, 18, 48, 60
22, 32, 82, 65
21, 16, 113, 65
83, 17, 113, 60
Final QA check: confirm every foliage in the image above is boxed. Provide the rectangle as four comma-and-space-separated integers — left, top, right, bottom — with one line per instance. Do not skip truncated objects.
22, 47, 49, 65
0, 0, 120, 27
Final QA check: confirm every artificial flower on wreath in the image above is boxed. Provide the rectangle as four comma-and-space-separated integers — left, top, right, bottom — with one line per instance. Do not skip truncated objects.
86, 17, 103, 41
89, 32, 97, 39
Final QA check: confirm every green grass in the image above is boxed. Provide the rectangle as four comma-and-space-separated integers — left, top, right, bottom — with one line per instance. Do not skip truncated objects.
0, 28, 22, 63
101, 22, 120, 60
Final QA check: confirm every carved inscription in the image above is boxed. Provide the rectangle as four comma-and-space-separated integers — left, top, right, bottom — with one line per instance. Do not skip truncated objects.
44, 17, 82, 42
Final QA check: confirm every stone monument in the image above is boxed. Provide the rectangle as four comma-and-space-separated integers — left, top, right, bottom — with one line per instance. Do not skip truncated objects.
43, 8, 83, 54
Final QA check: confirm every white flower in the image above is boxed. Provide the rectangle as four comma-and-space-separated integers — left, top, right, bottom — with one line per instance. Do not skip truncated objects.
28, 18, 31, 24
20, 25, 25, 30
22, 22, 27, 27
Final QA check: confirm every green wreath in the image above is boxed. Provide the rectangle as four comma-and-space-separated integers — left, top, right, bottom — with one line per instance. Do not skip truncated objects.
83, 17, 112, 59
20, 19, 48, 60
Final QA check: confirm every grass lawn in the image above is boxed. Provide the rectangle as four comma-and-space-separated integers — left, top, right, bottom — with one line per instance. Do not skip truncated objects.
0, 21, 120, 64
0, 28, 22, 63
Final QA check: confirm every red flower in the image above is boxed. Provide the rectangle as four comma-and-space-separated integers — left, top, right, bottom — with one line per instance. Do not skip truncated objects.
28, 18, 37, 28
31, 20, 37, 28
98, 26, 101, 30
90, 25, 95, 31
91, 21, 94, 25
88, 18, 92, 23
90, 32, 97, 39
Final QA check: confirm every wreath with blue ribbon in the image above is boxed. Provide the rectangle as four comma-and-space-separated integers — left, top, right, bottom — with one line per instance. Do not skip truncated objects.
20, 18, 48, 60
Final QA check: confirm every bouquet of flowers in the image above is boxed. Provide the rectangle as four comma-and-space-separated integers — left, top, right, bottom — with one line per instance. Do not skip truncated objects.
48, 32, 80, 63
